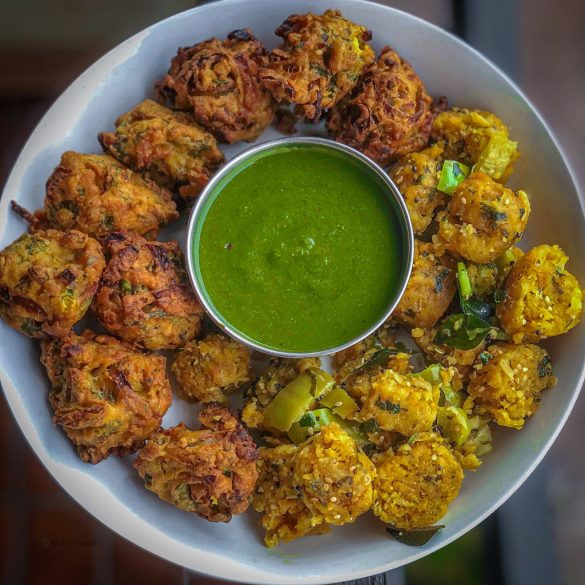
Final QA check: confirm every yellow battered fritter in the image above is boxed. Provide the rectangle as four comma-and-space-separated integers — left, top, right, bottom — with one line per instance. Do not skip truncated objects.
172, 333, 251, 403
496, 244, 583, 343
468, 343, 555, 429
99, 100, 225, 201
390, 143, 446, 235
466, 247, 523, 301
394, 241, 457, 329
327, 47, 436, 165
134, 404, 258, 522
41, 330, 172, 464
13, 152, 178, 239
260, 10, 374, 121
372, 433, 463, 529
436, 172, 530, 264
0, 229, 104, 338
158, 30, 275, 143
93, 232, 203, 350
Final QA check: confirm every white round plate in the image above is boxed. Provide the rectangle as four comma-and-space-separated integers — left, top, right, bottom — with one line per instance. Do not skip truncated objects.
1, 1, 584, 583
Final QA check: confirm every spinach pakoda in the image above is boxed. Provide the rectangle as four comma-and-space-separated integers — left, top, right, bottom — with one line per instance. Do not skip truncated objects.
134, 404, 258, 522
13, 152, 178, 238
327, 47, 436, 165
172, 332, 251, 403
0, 229, 104, 338
158, 30, 275, 143
41, 330, 172, 463
260, 9, 374, 121
93, 232, 203, 350
99, 99, 225, 201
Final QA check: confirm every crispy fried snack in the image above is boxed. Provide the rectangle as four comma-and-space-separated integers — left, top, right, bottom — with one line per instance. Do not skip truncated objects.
327, 47, 436, 165
393, 241, 456, 329
12, 152, 178, 239
93, 232, 203, 350
260, 9, 374, 121
99, 100, 225, 201
0, 230, 104, 338
372, 433, 463, 530
466, 246, 523, 301
172, 333, 251, 403
242, 357, 320, 429
157, 30, 275, 143
252, 422, 375, 546
41, 330, 172, 463
496, 245, 583, 343
435, 172, 530, 264
468, 343, 555, 429
389, 143, 446, 235
134, 404, 258, 522
431, 108, 519, 181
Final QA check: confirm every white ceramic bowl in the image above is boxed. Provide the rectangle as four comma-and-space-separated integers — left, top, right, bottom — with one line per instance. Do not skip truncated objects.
1, 1, 584, 583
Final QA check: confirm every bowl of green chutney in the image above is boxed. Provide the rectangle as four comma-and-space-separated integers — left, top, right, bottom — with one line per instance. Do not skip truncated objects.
186, 137, 414, 357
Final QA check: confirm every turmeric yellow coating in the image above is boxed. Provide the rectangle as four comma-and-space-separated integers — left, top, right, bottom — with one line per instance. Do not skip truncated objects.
372, 433, 463, 529
0, 229, 104, 338
394, 241, 456, 329
172, 333, 251, 403
468, 343, 555, 429
361, 369, 440, 436
389, 143, 446, 235
436, 172, 530, 264
496, 244, 583, 343
431, 108, 519, 181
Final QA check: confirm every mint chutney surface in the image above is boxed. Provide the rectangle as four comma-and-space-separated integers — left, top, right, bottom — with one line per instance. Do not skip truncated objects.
197, 145, 404, 352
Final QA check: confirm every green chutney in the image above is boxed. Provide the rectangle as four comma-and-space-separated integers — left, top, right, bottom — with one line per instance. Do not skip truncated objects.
195, 144, 405, 353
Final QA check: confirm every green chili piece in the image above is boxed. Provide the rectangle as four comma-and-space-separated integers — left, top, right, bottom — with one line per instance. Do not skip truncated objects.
288, 408, 335, 443
457, 262, 473, 301
437, 406, 471, 447
319, 386, 359, 418
305, 367, 336, 399
437, 160, 470, 195
415, 364, 441, 385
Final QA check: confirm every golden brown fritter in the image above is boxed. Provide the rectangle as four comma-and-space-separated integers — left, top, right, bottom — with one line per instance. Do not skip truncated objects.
12, 152, 178, 239
327, 47, 436, 165
93, 232, 203, 350
468, 343, 555, 429
134, 404, 258, 522
496, 245, 583, 343
0, 229, 104, 338
260, 9, 374, 121
99, 100, 225, 201
389, 143, 446, 235
372, 433, 463, 529
242, 357, 320, 429
393, 241, 456, 329
172, 333, 251, 403
157, 30, 275, 143
41, 330, 172, 464
431, 108, 519, 181
435, 172, 530, 264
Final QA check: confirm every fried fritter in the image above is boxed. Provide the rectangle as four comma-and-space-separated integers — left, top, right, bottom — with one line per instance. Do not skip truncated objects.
372, 433, 463, 529
393, 241, 456, 329
468, 343, 555, 429
12, 152, 178, 239
466, 247, 523, 301
93, 232, 203, 350
327, 47, 436, 165
496, 244, 583, 343
242, 357, 320, 429
252, 422, 375, 546
260, 9, 374, 121
99, 100, 225, 201
0, 229, 104, 338
157, 30, 275, 143
41, 330, 172, 464
435, 172, 530, 264
431, 108, 519, 181
389, 143, 446, 235
134, 404, 259, 522
172, 333, 251, 403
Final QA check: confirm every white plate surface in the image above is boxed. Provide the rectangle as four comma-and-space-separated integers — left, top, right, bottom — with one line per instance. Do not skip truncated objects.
1, 1, 584, 583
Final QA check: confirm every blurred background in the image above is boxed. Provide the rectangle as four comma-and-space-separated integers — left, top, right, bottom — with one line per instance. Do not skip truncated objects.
0, 1, 584, 584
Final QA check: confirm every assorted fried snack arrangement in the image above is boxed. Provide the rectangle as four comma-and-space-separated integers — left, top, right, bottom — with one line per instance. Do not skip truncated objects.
1, 9, 583, 548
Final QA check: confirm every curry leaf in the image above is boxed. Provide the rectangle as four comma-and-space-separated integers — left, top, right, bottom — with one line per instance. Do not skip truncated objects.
386, 525, 445, 546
